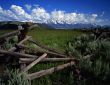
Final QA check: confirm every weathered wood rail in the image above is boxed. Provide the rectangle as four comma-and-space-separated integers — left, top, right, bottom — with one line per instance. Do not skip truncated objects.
0, 29, 77, 82
27, 61, 75, 80
28, 39, 65, 55
0, 30, 19, 39
17, 44, 68, 58
19, 58, 76, 63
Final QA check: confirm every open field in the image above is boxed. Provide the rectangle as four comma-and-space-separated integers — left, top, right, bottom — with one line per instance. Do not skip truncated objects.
0, 29, 14, 35
28, 29, 83, 52
0, 29, 84, 85
0, 29, 84, 52
0, 29, 110, 85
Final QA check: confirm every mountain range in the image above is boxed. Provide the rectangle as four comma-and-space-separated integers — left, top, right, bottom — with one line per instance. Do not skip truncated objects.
0, 21, 110, 30
48, 23, 97, 29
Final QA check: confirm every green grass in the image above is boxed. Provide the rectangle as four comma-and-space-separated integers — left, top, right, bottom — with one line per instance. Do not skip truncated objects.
29, 62, 75, 85
28, 29, 83, 52
0, 29, 83, 52
1, 29, 110, 85
0, 29, 84, 85
27, 29, 83, 85
0, 29, 14, 35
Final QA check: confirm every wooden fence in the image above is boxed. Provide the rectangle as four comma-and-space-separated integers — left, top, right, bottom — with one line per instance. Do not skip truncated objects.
0, 29, 77, 81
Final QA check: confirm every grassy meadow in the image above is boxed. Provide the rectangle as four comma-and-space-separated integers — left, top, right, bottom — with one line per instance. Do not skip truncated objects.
0, 29, 14, 35
0, 28, 110, 85
28, 29, 83, 52
0, 29, 83, 51
27, 29, 84, 85
0, 29, 84, 85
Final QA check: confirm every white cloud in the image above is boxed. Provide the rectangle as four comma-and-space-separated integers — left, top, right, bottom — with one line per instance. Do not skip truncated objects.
51, 10, 65, 24
11, 5, 32, 21
25, 4, 32, 11
101, 11, 105, 17
31, 7, 50, 23
0, 6, 3, 12
50, 11, 98, 24
0, 5, 104, 24
0, 6, 18, 21
90, 14, 98, 23
11, 5, 25, 15
34, 4, 40, 8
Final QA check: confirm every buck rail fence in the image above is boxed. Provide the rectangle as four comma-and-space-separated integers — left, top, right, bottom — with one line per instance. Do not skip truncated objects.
0, 28, 80, 84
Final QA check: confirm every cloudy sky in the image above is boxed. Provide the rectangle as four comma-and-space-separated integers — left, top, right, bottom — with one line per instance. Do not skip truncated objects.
0, 0, 110, 25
